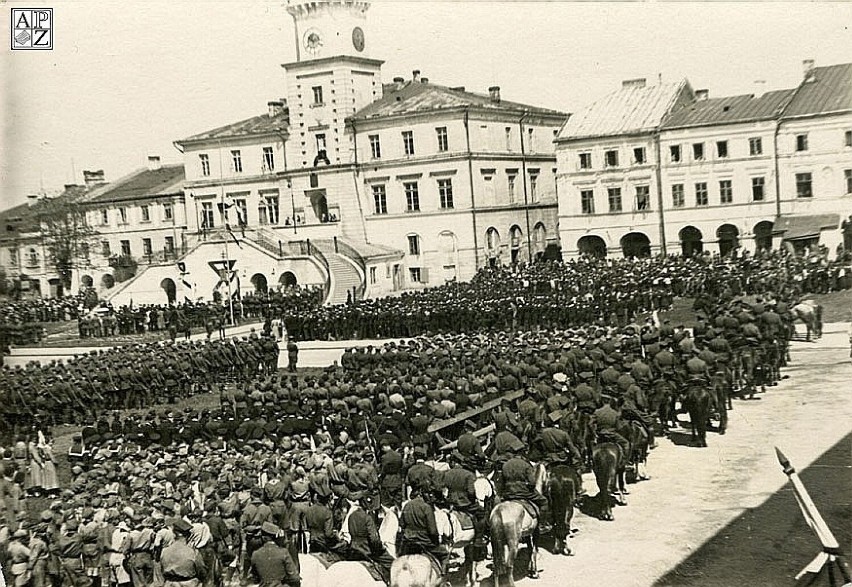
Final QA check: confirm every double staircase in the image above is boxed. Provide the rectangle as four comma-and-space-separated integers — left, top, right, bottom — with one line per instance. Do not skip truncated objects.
310, 239, 365, 305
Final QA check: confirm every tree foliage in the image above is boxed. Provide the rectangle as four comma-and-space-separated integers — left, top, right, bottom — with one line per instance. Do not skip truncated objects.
34, 196, 99, 290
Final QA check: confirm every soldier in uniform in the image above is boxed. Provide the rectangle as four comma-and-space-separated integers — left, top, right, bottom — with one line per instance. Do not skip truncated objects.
250, 523, 300, 587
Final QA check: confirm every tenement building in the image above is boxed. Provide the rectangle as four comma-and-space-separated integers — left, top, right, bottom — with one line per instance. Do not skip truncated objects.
557, 61, 852, 258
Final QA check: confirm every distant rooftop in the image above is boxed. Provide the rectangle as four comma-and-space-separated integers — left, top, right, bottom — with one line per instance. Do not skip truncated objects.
662, 89, 796, 129
177, 109, 290, 145
783, 63, 852, 118
86, 165, 185, 204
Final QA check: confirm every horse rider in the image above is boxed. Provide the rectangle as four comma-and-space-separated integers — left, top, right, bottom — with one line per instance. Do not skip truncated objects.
250, 522, 301, 587
592, 398, 632, 467
498, 445, 550, 531
444, 451, 488, 563
534, 424, 583, 469
304, 493, 345, 555
399, 484, 447, 572
342, 493, 394, 584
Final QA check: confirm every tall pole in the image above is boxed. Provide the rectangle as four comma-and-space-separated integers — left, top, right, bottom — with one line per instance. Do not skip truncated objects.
217, 140, 235, 326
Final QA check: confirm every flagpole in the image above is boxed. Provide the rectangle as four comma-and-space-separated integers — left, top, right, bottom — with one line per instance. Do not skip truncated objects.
217, 140, 235, 326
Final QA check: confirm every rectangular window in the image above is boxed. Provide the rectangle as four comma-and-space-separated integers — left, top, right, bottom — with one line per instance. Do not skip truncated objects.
796, 172, 813, 198
693, 143, 704, 161
402, 131, 415, 156
846, 169, 852, 195
262, 146, 275, 171
404, 182, 420, 212
142, 238, 152, 257
201, 202, 215, 228
407, 235, 420, 256
579, 152, 592, 169
438, 178, 454, 209
140, 205, 150, 222
604, 150, 619, 168
120, 240, 131, 256
234, 199, 248, 226
101, 241, 110, 257
369, 134, 381, 159
164, 236, 175, 253
695, 182, 708, 206
580, 189, 595, 215
716, 140, 728, 159
607, 187, 622, 212
409, 267, 422, 283
436, 127, 448, 152
846, 131, 852, 148
796, 134, 808, 152
505, 127, 512, 151
312, 85, 323, 105
507, 175, 516, 203
261, 195, 280, 224
672, 184, 685, 208
719, 180, 733, 204
372, 184, 388, 215
316, 134, 327, 153
633, 147, 646, 165
101, 209, 109, 225
527, 127, 535, 153
529, 174, 538, 202
199, 154, 210, 177
635, 185, 650, 210
749, 137, 763, 156
752, 177, 765, 201
118, 207, 127, 224
231, 150, 242, 173
163, 202, 173, 221
370, 266, 377, 284
670, 145, 681, 163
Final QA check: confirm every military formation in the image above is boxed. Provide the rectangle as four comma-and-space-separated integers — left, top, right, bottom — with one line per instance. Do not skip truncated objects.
0, 247, 845, 587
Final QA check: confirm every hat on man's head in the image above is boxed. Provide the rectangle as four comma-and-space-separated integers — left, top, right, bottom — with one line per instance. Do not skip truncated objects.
261, 522, 280, 537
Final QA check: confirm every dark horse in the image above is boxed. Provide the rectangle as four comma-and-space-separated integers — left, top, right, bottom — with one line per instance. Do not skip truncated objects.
592, 443, 626, 521
545, 463, 581, 556
684, 383, 712, 447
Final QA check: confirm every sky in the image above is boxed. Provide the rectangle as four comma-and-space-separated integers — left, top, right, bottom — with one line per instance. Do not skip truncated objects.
1, 1, 851, 208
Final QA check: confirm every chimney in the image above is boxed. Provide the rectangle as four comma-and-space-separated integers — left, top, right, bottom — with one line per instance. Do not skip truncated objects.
412, 70, 421, 83
147, 155, 161, 171
450, 86, 465, 92
753, 79, 767, 98
420, 77, 429, 84
621, 78, 647, 89
83, 170, 106, 187
268, 100, 285, 117
488, 85, 501, 103
393, 76, 405, 90
802, 59, 815, 80
695, 89, 709, 101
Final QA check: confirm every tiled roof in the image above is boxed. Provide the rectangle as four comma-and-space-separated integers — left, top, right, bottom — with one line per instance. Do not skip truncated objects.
662, 89, 795, 129
775, 213, 840, 240
557, 80, 688, 140
351, 81, 566, 121
177, 110, 290, 144
1, 186, 90, 235
783, 63, 852, 118
87, 165, 185, 204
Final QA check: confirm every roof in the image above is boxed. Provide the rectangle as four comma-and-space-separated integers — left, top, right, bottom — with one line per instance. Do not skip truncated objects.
86, 165, 185, 204
1, 186, 90, 236
350, 241, 404, 260
351, 81, 567, 121
557, 80, 689, 140
662, 89, 795, 129
775, 213, 840, 240
177, 110, 290, 145
783, 63, 852, 118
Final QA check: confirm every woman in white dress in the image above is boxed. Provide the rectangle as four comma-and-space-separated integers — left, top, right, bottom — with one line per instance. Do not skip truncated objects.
27, 435, 44, 496
38, 436, 59, 495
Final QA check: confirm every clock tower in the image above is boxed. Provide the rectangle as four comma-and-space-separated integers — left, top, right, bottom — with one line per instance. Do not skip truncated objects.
282, 0, 384, 169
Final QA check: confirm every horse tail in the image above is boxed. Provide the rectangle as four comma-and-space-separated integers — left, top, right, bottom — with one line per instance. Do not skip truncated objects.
390, 557, 415, 587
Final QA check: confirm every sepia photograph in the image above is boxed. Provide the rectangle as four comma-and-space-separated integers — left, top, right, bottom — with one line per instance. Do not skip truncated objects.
1, 2, 851, 586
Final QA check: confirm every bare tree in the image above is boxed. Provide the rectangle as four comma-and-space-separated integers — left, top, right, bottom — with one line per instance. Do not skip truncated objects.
34, 195, 99, 290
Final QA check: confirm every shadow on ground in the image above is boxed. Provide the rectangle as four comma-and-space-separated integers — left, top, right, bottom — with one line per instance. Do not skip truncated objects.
655, 433, 852, 586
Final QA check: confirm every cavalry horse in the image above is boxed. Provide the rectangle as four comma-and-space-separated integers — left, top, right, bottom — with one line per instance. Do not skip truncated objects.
591, 442, 626, 521
709, 370, 730, 435
489, 500, 539, 587
389, 555, 444, 587
684, 382, 712, 447
538, 462, 581, 556
791, 299, 823, 341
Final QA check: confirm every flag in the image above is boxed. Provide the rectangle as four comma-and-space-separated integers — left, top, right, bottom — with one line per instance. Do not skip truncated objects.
225, 223, 243, 249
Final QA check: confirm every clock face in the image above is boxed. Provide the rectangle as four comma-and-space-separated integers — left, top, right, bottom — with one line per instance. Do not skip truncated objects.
303, 28, 322, 55
352, 26, 365, 52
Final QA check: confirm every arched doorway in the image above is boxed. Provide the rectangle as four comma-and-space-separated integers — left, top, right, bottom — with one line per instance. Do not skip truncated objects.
250, 273, 268, 295
160, 278, 177, 304
577, 235, 607, 259
309, 192, 329, 223
679, 226, 704, 257
620, 232, 651, 258
48, 278, 64, 299
485, 227, 501, 267
509, 225, 524, 264
717, 224, 740, 257
81, 275, 94, 288
279, 271, 298, 288
533, 223, 547, 261
754, 221, 774, 251
438, 231, 458, 282
101, 274, 115, 289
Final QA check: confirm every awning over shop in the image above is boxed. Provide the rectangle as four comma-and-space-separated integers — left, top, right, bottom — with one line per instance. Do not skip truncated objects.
773, 214, 840, 241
